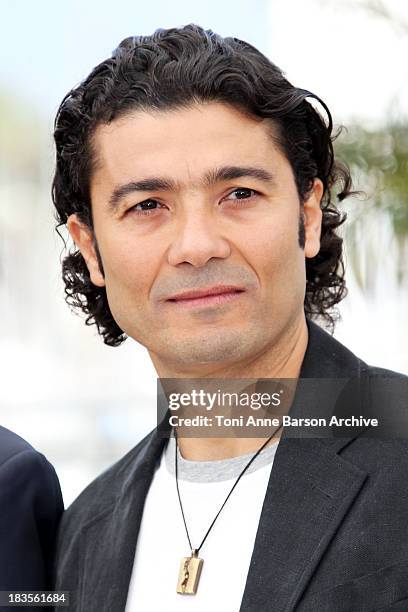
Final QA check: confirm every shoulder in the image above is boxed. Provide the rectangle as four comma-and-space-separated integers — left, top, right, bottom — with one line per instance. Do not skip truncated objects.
0, 425, 62, 506
0, 425, 57, 486
365, 364, 407, 379
0, 425, 36, 464
306, 320, 407, 381
338, 366, 408, 468
60, 427, 158, 528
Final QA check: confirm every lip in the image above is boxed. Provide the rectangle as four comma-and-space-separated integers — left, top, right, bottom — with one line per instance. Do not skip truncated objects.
165, 285, 246, 309
167, 285, 245, 302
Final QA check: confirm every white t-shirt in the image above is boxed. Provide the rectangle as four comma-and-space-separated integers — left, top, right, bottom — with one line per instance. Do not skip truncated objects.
125, 435, 279, 612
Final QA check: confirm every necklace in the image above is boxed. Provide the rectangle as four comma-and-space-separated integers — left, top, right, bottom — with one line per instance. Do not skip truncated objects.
174, 424, 282, 595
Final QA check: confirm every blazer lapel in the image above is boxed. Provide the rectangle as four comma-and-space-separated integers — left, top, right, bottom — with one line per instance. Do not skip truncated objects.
240, 320, 370, 612
79, 424, 169, 611
238, 438, 367, 612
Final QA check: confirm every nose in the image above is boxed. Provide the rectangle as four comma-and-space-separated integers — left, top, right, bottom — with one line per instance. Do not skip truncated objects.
167, 209, 231, 268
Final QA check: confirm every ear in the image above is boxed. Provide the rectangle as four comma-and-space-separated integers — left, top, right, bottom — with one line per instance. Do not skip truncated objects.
304, 178, 323, 259
67, 214, 105, 287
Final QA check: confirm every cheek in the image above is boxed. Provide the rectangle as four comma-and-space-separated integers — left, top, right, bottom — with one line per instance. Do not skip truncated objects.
99, 232, 157, 297
250, 211, 301, 273
250, 211, 306, 317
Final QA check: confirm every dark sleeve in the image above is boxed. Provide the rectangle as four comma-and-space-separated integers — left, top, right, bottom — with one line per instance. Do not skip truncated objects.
0, 448, 64, 590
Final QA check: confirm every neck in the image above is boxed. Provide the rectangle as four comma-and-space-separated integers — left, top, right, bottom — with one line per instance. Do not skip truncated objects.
155, 315, 309, 460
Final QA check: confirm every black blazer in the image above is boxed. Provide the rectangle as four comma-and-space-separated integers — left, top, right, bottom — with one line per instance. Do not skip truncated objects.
54, 321, 408, 611
0, 427, 63, 597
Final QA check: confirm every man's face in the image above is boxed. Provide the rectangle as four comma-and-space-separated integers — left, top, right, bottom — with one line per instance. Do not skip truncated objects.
69, 102, 322, 373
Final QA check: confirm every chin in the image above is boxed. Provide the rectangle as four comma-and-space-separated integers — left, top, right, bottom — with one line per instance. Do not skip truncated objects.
163, 330, 256, 365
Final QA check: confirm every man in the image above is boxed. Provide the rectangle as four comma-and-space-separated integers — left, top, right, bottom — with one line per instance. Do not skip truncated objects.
0, 426, 63, 604
52, 25, 408, 611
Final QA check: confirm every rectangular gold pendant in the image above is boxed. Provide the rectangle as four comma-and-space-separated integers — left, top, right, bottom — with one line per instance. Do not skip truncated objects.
177, 551, 204, 595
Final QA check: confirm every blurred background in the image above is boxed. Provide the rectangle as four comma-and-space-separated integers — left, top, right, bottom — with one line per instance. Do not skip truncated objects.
1, 0, 407, 506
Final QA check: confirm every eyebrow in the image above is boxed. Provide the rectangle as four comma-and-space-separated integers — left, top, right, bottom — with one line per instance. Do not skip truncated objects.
107, 165, 276, 213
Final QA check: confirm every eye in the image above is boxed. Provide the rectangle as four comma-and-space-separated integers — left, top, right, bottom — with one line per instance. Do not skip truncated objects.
224, 188, 259, 203
127, 199, 164, 216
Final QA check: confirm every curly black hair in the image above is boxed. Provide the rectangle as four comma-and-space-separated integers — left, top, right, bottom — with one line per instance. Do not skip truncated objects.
52, 24, 352, 347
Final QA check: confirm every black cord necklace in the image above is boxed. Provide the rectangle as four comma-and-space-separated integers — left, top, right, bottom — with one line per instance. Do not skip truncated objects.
174, 424, 282, 595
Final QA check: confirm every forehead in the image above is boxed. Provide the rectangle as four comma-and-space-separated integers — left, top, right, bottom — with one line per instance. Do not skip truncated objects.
90, 102, 286, 188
